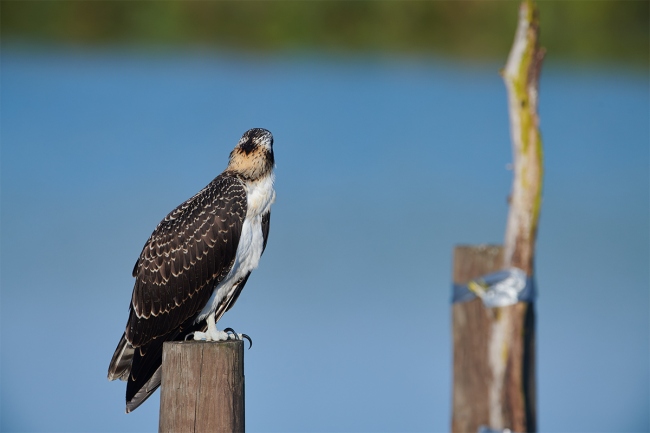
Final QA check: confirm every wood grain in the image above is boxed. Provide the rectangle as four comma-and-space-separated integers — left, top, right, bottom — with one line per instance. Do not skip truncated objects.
159, 340, 245, 433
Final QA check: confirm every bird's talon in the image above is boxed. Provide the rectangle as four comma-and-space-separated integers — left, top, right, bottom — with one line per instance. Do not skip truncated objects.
222, 328, 252, 349
242, 333, 253, 349
223, 327, 238, 339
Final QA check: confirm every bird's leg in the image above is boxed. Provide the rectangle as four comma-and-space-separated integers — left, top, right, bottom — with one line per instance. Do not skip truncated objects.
192, 314, 229, 341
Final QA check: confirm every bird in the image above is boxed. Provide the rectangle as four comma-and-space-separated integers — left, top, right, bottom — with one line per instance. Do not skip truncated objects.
108, 128, 275, 413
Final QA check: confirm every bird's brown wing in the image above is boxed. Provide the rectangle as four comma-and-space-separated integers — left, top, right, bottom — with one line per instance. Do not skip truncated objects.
107, 173, 247, 411
127, 173, 247, 346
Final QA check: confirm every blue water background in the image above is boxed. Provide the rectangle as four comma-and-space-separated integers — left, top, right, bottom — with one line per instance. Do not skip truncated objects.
1, 47, 648, 432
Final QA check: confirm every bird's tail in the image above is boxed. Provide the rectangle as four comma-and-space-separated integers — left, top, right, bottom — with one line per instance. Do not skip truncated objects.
110, 315, 209, 413
108, 333, 134, 382
108, 332, 164, 413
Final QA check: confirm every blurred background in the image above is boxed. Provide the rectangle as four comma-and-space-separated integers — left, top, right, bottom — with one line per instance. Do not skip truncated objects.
1, 1, 648, 432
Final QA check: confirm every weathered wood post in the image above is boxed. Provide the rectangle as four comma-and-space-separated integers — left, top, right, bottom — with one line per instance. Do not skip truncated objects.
159, 340, 245, 433
451, 0, 544, 432
452, 245, 505, 432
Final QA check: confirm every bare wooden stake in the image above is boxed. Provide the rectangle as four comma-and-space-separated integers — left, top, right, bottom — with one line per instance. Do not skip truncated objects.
159, 340, 245, 433
502, 0, 545, 273
451, 0, 543, 431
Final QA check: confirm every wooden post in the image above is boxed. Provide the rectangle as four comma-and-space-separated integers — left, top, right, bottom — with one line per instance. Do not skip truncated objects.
451, 245, 503, 433
159, 340, 245, 433
451, 0, 543, 432
451, 246, 536, 432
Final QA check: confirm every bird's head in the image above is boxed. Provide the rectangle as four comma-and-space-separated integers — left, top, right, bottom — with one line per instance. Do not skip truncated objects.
227, 128, 275, 180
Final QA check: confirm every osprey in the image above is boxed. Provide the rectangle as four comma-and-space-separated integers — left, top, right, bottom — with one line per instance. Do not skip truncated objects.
108, 128, 275, 413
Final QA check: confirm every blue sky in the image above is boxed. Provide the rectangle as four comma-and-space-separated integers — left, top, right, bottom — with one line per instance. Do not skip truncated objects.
1, 48, 648, 432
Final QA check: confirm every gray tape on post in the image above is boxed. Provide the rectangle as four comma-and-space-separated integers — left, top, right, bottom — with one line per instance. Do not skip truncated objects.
452, 267, 536, 308
478, 426, 519, 433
